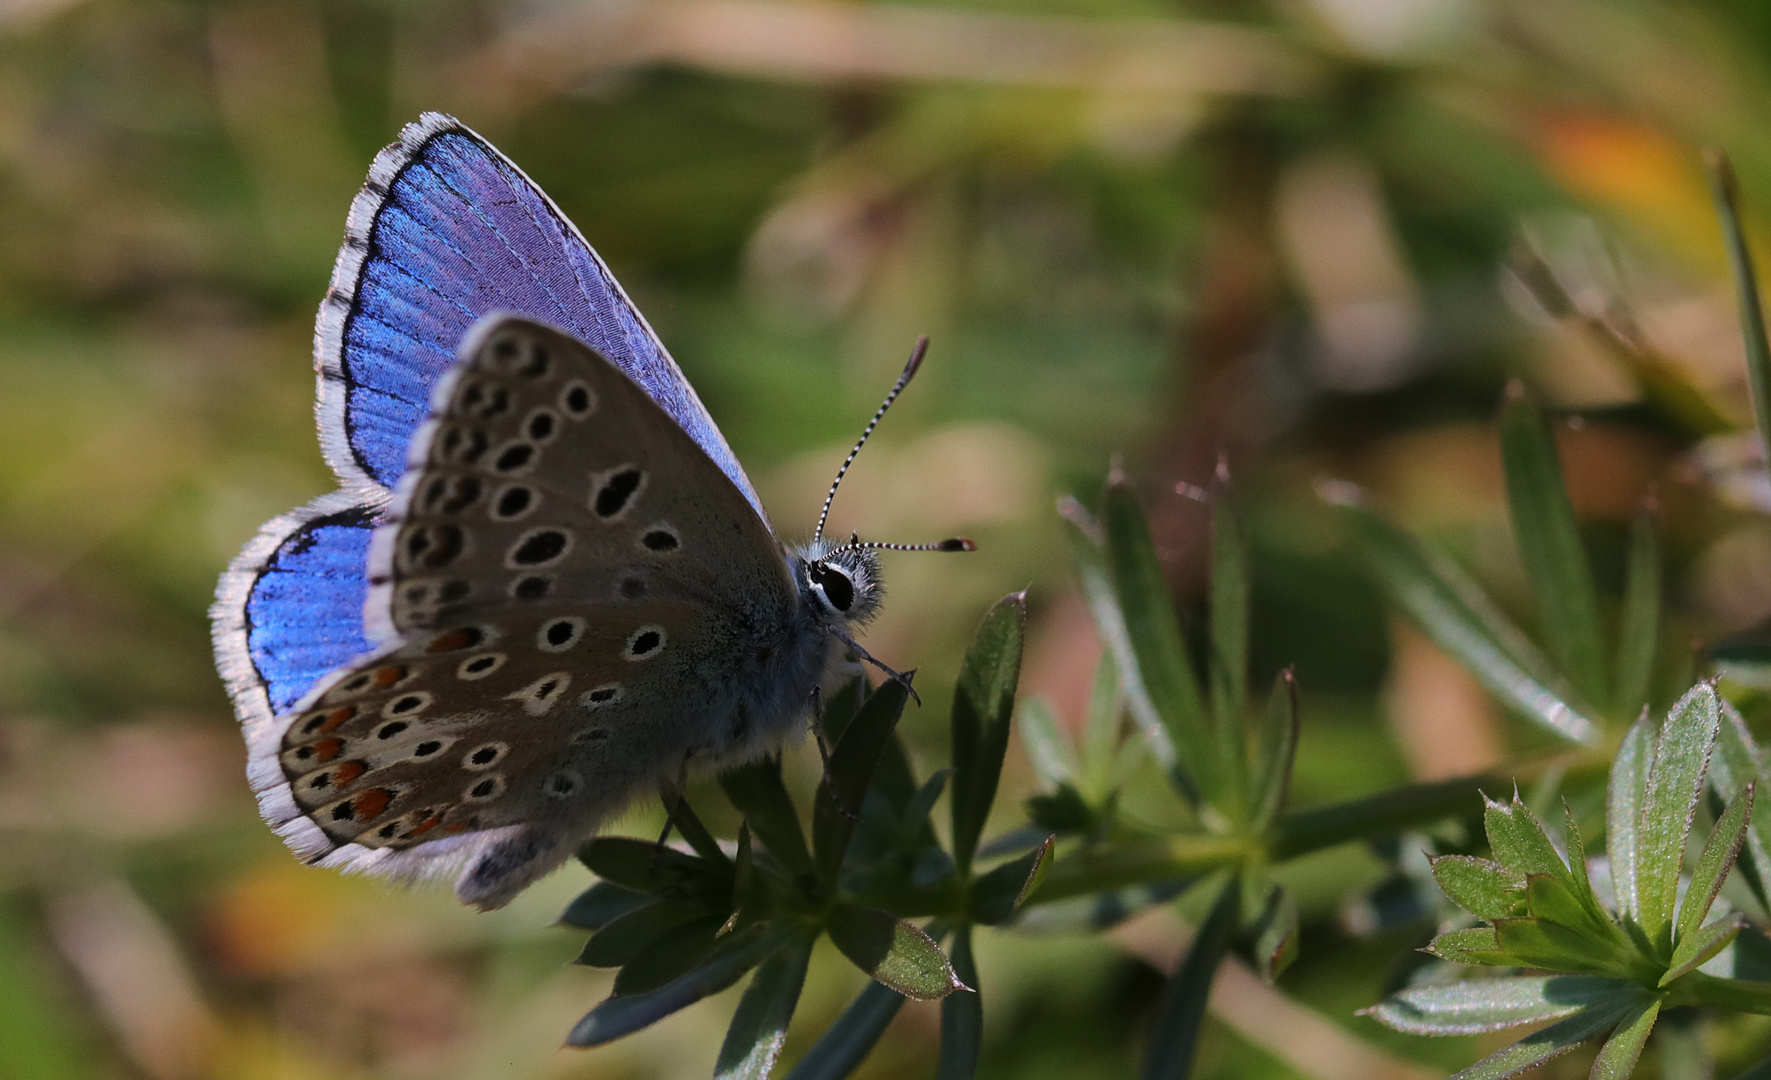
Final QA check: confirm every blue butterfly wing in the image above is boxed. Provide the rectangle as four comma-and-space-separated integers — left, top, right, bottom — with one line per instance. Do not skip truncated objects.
212, 493, 379, 729
315, 112, 764, 520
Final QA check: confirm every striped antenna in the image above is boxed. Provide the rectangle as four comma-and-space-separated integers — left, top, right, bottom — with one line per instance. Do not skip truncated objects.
841, 533, 976, 553
813, 335, 930, 545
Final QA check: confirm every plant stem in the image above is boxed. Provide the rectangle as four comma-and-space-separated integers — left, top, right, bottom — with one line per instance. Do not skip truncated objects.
1666, 972, 1771, 1015
1030, 836, 1250, 904
1269, 775, 1496, 859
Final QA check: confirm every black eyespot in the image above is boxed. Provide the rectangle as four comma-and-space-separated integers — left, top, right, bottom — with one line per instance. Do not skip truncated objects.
471, 747, 499, 765
404, 524, 465, 569
594, 468, 644, 518
642, 529, 679, 552
811, 563, 855, 612
526, 412, 556, 441
414, 741, 442, 756
493, 338, 520, 360
513, 575, 551, 599
295, 746, 314, 760
471, 779, 497, 798
627, 629, 662, 658
546, 620, 575, 646
586, 686, 619, 704
561, 383, 594, 417
378, 823, 400, 839
510, 529, 569, 566
310, 772, 332, 789
519, 346, 550, 379
376, 721, 409, 740
387, 695, 426, 715
424, 475, 481, 514
494, 486, 534, 519
494, 443, 535, 473
331, 802, 356, 821
464, 656, 498, 674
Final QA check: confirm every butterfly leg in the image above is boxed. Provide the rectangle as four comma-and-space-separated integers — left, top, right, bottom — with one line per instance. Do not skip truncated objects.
651, 752, 693, 871
809, 686, 859, 823
830, 627, 920, 706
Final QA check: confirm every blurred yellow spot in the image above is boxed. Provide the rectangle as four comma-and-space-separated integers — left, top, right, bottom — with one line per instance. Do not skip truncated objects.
1535, 113, 1716, 261
206, 860, 343, 979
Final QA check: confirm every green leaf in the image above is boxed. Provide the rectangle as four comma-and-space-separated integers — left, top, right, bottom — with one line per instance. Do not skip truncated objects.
782, 980, 906, 1080
1102, 480, 1212, 795
580, 837, 733, 901
566, 925, 785, 1047
713, 935, 814, 1080
612, 914, 727, 996
1708, 151, 1771, 478
1712, 703, 1771, 913
1251, 884, 1298, 983
1608, 715, 1655, 920
1615, 506, 1661, 721
1063, 499, 1173, 769
1081, 649, 1124, 798
819, 677, 867, 745
1446, 994, 1644, 1080
1426, 926, 1510, 965
971, 836, 1055, 925
578, 900, 714, 969
1589, 995, 1660, 1080
1662, 916, 1743, 985
1485, 795, 1576, 890
1140, 878, 1238, 1080
667, 796, 729, 864
1431, 855, 1525, 920
1499, 381, 1609, 707
1521, 875, 1622, 952
936, 926, 982, 1080
1249, 669, 1299, 832
950, 591, 1028, 872
1366, 975, 1631, 1035
721, 755, 816, 883
814, 678, 911, 882
1492, 916, 1632, 978
1017, 698, 1076, 791
1679, 784, 1755, 945
1207, 465, 1249, 813
1323, 484, 1599, 744
560, 881, 653, 932
1637, 683, 1724, 954
827, 905, 966, 1000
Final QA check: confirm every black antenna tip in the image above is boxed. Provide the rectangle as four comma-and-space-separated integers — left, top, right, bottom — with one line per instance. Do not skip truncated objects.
939, 538, 977, 552
904, 335, 930, 378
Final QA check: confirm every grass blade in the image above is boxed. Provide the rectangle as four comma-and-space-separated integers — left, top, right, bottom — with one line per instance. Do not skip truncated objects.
783, 981, 906, 1080
1207, 464, 1249, 814
1102, 480, 1213, 796
935, 926, 982, 1080
1323, 483, 1598, 744
1589, 996, 1660, 1080
1499, 381, 1609, 707
1366, 975, 1629, 1035
1017, 698, 1076, 791
950, 592, 1028, 873
1615, 505, 1661, 722
1447, 995, 1642, 1080
814, 678, 911, 882
1707, 150, 1771, 476
714, 935, 815, 1080
1608, 715, 1654, 920
1637, 683, 1724, 954
1249, 669, 1298, 831
1140, 877, 1238, 1080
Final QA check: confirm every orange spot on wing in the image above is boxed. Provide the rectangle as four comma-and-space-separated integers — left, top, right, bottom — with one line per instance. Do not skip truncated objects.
408, 815, 443, 838
317, 706, 355, 734
331, 761, 366, 786
353, 789, 393, 820
312, 738, 344, 763
426, 628, 479, 653
372, 666, 406, 687
442, 820, 470, 835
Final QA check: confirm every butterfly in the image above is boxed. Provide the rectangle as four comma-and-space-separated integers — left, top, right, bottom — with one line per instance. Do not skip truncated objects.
211, 113, 971, 911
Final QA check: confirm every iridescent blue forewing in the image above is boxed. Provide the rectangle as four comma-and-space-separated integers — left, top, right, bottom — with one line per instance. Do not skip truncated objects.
315, 112, 764, 518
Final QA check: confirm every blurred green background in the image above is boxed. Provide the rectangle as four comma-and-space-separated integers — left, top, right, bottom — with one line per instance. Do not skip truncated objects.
7, 0, 1771, 1077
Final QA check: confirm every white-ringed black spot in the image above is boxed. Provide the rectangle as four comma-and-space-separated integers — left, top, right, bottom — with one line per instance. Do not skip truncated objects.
591, 465, 645, 521
309, 771, 334, 790
464, 775, 506, 801
414, 740, 444, 757
491, 484, 537, 520
640, 524, 680, 553
382, 692, 432, 718
330, 800, 356, 822
376, 721, 409, 740
560, 381, 596, 418
340, 672, 374, 694
624, 625, 667, 661
462, 742, 508, 770
402, 523, 466, 570
618, 576, 646, 600
512, 575, 552, 600
421, 475, 482, 515
542, 770, 582, 799
491, 441, 536, 474
507, 528, 572, 568
518, 344, 551, 379
377, 821, 401, 839
492, 336, 520, 362
506, 671, 572, 716
524, 408, 560, 443
457, 653, 506, 680
538, 617, 585, 653
581, 683, 623, 708
459, 381, 511, 420
432, 425, 488, 466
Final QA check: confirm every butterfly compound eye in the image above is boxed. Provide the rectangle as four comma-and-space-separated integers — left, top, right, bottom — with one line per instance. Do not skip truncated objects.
811, 563, 855, 613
